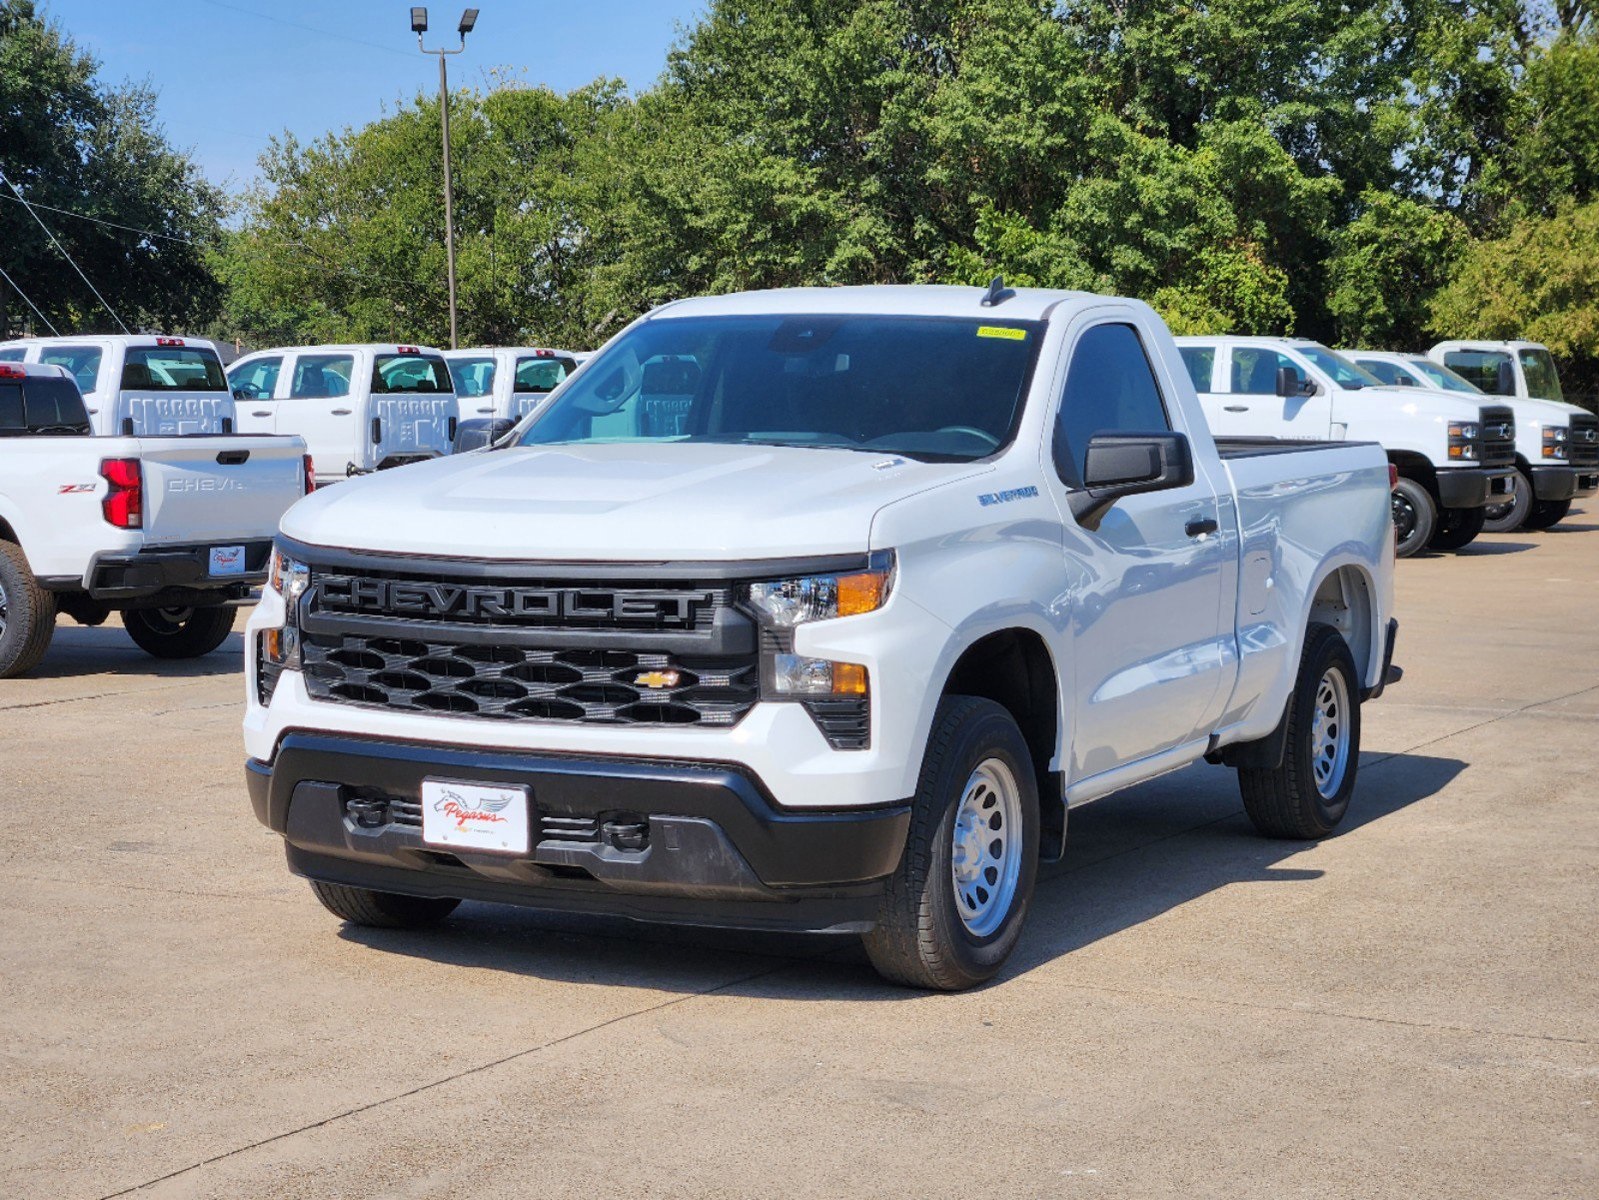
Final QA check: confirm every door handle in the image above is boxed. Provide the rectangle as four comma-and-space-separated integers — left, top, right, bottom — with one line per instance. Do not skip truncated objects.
332, 408, 352, 416
477, 406, 492, 414
1223, 405, 1250, 413
251, 410, 271, 417
1186, 517, 1219, 538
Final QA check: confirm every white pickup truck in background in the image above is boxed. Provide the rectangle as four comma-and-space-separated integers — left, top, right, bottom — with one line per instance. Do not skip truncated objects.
1177, 336, 1516, 556
0, 362, 311, 677
226, 344, 460, 481
245, 283, 1399, 991
0, 334, 237, 437
1348, 349, 1599, 532
443, 347, 580, 453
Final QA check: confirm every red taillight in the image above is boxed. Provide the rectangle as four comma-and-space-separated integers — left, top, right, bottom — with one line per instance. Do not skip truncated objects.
1388, 464, 1400, 490
534, 348, 554, 357
0, 363, 25, 379
99, 457, 143, 528
397, 344, 420, 354
303, 454, 316, 494
155, 336, 185, 347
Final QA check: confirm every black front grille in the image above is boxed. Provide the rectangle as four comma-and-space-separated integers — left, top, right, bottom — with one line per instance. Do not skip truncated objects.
1570, 413, 1599, 468
1479, 405, 1516, 468
256, 634, 283, 706
806, 698, 871, 751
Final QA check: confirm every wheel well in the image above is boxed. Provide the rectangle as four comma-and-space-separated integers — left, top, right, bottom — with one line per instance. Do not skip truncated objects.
1388, 451, 1437, 498
1309, 567, 1374, 685
942, 629, 1062, 849
0, 517, 16, 544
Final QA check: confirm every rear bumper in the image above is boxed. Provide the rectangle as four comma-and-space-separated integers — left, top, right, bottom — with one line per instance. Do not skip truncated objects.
247, 732, 911, 933
1528, 465, 1599, 502
70, 540, 273, 602
1436, 467, 1515, 509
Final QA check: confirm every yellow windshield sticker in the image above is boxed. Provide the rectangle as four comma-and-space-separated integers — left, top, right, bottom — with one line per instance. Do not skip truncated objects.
976, 325, 1027, 341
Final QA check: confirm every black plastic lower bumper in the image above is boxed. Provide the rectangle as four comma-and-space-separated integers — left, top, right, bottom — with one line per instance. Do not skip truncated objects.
1528, 465, 1599, 502
74, 540, 273, 602
247, 733, 911, 933
1436, 467, 1514, 509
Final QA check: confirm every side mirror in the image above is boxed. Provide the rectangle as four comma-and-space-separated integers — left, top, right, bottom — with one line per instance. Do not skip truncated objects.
452, 416, 516, 453
1495, 360, 1515, 395
1276, 365, 1312, 398
1069, 431, 1193, 529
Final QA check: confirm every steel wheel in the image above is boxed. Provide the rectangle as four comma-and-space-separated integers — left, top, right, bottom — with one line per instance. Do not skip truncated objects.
0, 577, 8, 638
1311, 667, 1352, 800
951, 757, 1023, 938
1391, 490, 1418, 543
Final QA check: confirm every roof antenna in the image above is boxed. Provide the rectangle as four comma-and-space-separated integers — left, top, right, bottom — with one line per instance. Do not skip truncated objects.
980, 274, 1014, 307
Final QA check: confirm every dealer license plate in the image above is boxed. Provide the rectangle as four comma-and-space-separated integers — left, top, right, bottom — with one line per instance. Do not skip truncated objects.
421, 778, 531, 855
208, 545, 246, 576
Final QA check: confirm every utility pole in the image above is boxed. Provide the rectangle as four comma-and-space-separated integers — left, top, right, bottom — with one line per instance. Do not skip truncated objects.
411, 8, 479, 350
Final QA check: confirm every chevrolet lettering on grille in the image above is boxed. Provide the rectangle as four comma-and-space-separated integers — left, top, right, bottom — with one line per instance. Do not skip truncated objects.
316, 575, 713, 626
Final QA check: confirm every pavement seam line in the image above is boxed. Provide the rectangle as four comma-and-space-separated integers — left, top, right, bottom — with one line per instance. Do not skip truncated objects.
0, 678, 222, 712
1360, 679, 1599, 768
94, 952, 830, 1199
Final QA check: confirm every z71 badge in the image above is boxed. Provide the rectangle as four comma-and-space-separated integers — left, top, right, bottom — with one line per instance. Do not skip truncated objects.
58, 483, 96, 494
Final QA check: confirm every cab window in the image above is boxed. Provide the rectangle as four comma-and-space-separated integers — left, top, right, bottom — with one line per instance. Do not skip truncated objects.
1055, 323, 1172, 486
513, 355, 578, 394
1442, 349, 1514, 395
0, 382, 21, 432
0, 348, 24, 362
121, 347, 227, 392
449, 356, 496, 398
1178, 346, 1214, 392
229, 356, 282, 401
1231, 348, 1304, 395
24, 376, 90, 431
290, 354, 354, 399
39, 346, 102, 394
372, 354, 453, 393
1356, 360, 1414, 387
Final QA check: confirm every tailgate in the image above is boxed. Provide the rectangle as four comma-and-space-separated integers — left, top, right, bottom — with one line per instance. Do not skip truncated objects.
374, 395, 456, 461
118, 391, 233, 436
135, 437, 305, 546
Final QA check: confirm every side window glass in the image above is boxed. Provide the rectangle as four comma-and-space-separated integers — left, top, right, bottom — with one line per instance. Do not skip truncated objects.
39, 346, 102, 394
1178, 346, 1214, 392
1443, 350, 1512, 395
290, 354, 354, 399
1232, 349, 1302, 395
0, 382, 23, 432
0, 349, 25, 363
1055, 323, 1172, 486
230, 357, 282, 400
1358, 360, 1408, 386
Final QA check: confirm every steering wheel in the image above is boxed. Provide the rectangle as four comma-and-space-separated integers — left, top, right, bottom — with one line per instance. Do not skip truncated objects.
934, 425, 1001, 449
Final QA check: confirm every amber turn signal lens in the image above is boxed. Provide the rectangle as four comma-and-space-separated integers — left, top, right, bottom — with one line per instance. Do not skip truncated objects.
832, 662, 869, 695
836, 571, 888, 617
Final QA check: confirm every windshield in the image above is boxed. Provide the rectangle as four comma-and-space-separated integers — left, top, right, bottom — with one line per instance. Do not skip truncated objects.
449, 356, 496, 398
1519, 349, 1564, 401
39, 346, 102, 394
518, 314, 1043, 463
1294, 344, 1383, 389
372, 354, 453, 394
1404, 357, 1481, 395
122, 346, 227, 392
513, 354, 578, 394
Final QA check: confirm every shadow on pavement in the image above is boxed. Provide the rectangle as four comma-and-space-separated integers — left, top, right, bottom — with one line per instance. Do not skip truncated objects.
335, 751, 1467, 997
1543, 522, 1599, 533
9, 625, 246, 681
1438, 540, 1538, 556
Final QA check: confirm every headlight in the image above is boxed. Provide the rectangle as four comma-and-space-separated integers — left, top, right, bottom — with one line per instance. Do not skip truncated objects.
1544, 426, 1570, 460
744, 551, 895, 626
261, 546, 310, 687
1447, 421, 1480, 460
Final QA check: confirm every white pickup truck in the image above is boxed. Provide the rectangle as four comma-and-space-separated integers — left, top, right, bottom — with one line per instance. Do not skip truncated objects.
1348, 349, 1598, 532
243, 285, 1400, 990
1176, 336, 1516, 556
0, 362, 311, 677
1425, 341, 1599, 529
0, 334, 237, 437
443, 347, 580, 453
226, 344, 460, 481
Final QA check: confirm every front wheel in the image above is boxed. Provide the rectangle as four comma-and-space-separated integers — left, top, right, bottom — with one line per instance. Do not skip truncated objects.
1390, 477, 1436, 558
1237, 623, 1362, 839
1522, 498, 1572, 531
1428, 505, 1486, 551
123, 605, 237, 659
1480, 469, 1532, 533
863, 696, 1040, 991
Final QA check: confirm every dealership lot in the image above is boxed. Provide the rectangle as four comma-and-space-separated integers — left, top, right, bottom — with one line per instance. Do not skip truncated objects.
2, 516, 1595, 1200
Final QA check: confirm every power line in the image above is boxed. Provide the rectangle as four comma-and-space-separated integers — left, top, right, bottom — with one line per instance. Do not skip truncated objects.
197, 0, 417, 60
0, 191, 196, 244
0, 263, 62, 336
0, 169, 131, 334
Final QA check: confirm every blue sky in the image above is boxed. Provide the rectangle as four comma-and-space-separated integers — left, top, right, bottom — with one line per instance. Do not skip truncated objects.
41, 0, 705, 188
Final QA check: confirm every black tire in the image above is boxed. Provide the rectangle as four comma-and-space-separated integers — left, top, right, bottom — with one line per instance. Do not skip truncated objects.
123, 605, 237, 659
1480, 469, 1532, 533
1390, 477, 1436, 558
862, 696, 1040, 991
1428, 505, 1486, 551
0, 540, 56, 679
1238, 623, 1362, 839
309, 880, 461, 929
1522, 498, 1572, 531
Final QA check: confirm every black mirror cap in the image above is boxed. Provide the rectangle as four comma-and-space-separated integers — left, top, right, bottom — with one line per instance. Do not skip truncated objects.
453, 416, 516, 453
1070, 431, 1193, 530
1275, 365, 1303, 397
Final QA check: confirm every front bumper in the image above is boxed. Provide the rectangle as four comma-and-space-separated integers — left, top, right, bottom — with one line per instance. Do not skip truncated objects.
1435, 467, 1515, 509
68, 540, 273, 603
1528, 465, 1599, 502
247, 732, 910, 933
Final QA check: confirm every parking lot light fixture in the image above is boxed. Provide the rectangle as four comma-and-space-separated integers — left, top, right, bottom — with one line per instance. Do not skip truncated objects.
410, 7, 428, 34
412, 8, 477, 350
459, 8, 478, 34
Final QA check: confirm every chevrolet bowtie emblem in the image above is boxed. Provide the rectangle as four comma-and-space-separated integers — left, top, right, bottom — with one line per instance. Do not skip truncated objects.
634, 670, 681, 690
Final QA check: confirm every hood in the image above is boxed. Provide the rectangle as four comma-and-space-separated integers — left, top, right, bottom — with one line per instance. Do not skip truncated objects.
1354, 385, 1486, 420
281, 441, 986, 561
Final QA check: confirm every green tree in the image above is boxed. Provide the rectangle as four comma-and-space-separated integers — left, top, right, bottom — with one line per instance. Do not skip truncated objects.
1327, 192, 1469, 348
0, 0, 225, 336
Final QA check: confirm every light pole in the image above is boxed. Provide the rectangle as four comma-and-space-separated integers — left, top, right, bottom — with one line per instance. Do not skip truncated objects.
412, 7, 478, 350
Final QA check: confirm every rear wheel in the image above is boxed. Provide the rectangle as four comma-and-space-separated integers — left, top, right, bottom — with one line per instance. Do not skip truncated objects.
1237, 623, 1361, 839
1428, 505, 1486, 551
1390, 477, 1436, 558
0, 541, 56, 679
309, 881, 461, 929
1522, 498, 1572, 531
863, 696, 1040, 991
123, 605, 237, 659
1480, 469, 1532, 533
